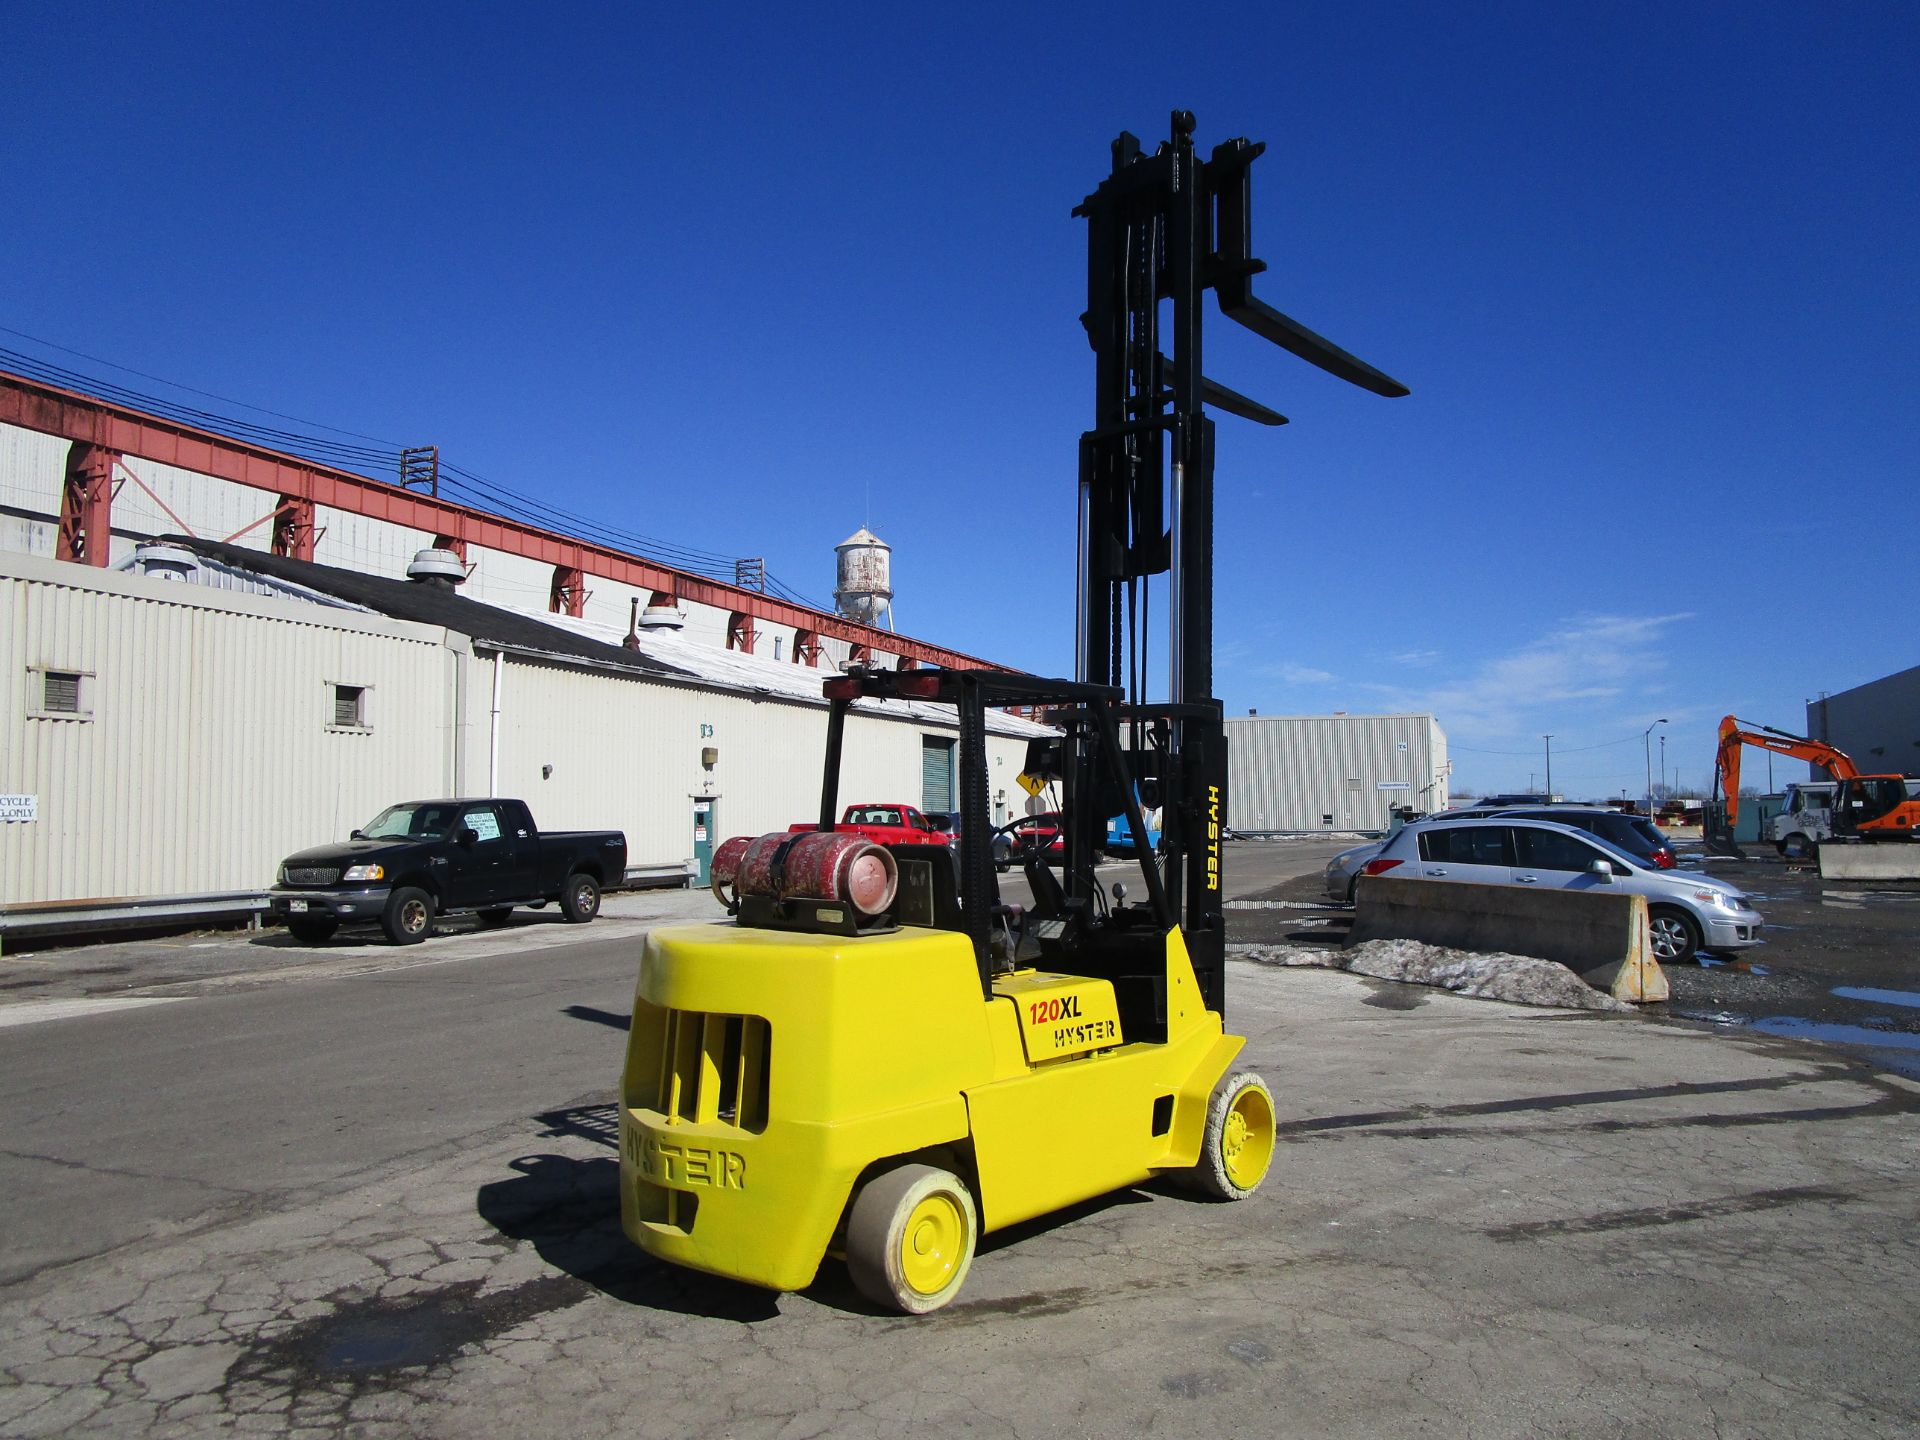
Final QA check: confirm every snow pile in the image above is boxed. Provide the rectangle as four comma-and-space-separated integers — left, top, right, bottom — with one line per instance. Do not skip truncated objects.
1229, 939, 1632, 1012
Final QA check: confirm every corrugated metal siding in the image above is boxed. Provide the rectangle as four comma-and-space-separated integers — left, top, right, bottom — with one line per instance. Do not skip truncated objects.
1, 560, 449, 903
488, 655, 1029, 864
1225, 714, 1448, 832
0, 423, 67, 517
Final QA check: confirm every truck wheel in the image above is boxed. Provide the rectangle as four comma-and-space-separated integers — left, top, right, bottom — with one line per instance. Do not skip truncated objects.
1784, 833, 1816, 860
846, 1164, 978, 1315
476, 907, 513, 928
560, 873, 601, 924
286, 916, 338, 944
1648, 906, 1701, 964
381, 886, 434, 945
1177, 1071, 1276, 1201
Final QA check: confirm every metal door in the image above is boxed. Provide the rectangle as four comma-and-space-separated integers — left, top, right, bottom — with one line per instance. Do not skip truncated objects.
921, 737, 955, 813
693, 799, 716, 884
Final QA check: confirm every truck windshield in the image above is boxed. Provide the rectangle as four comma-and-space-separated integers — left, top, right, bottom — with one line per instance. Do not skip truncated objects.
361, 803, 459, 840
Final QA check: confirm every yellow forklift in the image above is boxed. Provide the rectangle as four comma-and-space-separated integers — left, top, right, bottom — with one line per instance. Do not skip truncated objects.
619, 111, 1405, 1312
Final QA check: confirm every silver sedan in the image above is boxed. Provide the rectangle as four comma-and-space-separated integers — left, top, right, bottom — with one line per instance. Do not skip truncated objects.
1324, 840, 1387, 903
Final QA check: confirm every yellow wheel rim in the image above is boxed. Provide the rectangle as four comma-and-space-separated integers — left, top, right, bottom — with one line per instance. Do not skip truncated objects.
1221, 1085, 1276, 1191
899, 1192, 966, 1296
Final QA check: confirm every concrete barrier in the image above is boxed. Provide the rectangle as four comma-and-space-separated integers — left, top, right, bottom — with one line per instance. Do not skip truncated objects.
1349, 876, 1668, 1004
1817, 844, 1920, 882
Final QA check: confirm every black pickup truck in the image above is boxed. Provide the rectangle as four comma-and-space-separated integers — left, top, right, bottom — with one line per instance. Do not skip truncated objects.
268, 798, 628, 945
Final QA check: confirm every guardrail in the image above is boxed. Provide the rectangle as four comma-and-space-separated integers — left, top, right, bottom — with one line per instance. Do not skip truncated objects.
0, 860, 698, 946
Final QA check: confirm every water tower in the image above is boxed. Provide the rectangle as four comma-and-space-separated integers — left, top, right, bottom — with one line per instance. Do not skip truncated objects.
834, 527, 894, 630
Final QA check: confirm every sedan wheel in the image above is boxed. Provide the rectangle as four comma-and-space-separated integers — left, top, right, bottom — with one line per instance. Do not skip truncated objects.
1648, 907, 1702, 964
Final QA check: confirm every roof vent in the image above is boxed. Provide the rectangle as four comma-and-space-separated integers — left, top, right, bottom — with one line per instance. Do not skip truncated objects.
406, 548, 466, 588
638, 604, 685, 631
128, 543, 200, 581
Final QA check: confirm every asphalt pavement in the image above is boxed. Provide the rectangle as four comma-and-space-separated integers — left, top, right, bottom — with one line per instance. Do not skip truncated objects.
1238, 840, 1920, 1081
1, 841, 1916, 1437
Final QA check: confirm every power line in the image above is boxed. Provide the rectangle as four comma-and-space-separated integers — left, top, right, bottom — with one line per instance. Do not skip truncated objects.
2, 330, 842, 608
1450, 733, 1641, 757
0, 323, 409, 447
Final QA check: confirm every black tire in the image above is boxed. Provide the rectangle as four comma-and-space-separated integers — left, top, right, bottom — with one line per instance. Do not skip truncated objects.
846, 1164, 978, 1314
381, 886, 434, 945
1784, 833, 1816, 860
560, 872, 601, 924
286, 915, 338, 944
476, 907, 513, 928
1648, 906, 1702, 965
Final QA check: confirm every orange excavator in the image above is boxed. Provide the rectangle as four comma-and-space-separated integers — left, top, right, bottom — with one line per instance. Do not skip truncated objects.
1712, 716, 1919, 853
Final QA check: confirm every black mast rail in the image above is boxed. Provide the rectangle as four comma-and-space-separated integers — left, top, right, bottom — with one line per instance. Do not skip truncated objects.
1071, 111, 1407, 1012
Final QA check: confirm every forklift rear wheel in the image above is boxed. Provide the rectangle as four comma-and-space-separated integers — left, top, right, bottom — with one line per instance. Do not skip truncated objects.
846, 1164, 978, 1315
381, 886, 434, 945
1180, 1071, 1276, 1201
286, 916, 338, 944
476, 907, 513, 928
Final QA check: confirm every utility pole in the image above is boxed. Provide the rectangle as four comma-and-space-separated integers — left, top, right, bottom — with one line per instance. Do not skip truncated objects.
1543, 735, 1554, 799
1644, 718, 1667, 818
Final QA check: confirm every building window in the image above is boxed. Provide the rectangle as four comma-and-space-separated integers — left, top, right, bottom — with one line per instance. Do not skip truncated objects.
330, 683, 370, 731
28, 667, 92, 720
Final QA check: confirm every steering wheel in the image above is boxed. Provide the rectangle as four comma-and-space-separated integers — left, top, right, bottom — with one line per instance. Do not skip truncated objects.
989, 815, 1061, 869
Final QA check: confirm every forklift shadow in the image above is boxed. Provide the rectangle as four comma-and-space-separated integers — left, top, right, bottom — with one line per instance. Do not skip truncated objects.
473, 1136, 1163, 1320
475, 1153, 782, 1322
974, 1187, 1156, 1259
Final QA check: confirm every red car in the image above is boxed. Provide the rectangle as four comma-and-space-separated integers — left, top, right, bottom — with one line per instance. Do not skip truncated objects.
994, 812, 1065, 870
789, 804, 950, 848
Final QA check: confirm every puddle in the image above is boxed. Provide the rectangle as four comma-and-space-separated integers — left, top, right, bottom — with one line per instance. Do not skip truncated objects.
1687, 1011, 1920, 1082
1751, 1017, 1920, 1049
1748, 1017, 1920, 1082
1832, 986, 1920, 1010
1697, 957, 1771, 976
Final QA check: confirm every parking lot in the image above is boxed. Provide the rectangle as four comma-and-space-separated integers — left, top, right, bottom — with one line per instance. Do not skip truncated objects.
1233, 838, 1920, 1081
0, 841, 1917, 1436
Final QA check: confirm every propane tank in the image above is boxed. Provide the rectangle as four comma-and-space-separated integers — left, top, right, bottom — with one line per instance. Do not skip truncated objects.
721, 831, 899, 918
710, 834, 754, 908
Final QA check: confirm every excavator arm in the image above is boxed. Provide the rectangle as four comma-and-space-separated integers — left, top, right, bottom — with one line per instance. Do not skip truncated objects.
1714, 715, 1861, 824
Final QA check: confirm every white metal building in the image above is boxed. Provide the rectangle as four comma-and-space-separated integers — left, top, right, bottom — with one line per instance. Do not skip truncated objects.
0, 545, 1048, 922
1224, 713, 1449, 834
0, 417, 931, 671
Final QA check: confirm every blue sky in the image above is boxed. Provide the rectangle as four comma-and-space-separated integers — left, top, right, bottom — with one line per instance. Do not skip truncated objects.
5, 3, 1915, 800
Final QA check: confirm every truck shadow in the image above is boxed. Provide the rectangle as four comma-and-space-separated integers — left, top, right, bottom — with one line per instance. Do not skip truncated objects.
249, 908, 579, 948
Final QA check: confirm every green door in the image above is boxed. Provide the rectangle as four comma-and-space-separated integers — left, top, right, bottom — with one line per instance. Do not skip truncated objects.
693, 798, 717, 884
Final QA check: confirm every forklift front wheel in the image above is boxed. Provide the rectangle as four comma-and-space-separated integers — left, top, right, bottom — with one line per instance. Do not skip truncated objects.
846, 1164, 978, 1315
1180, 1071, 1276, 1201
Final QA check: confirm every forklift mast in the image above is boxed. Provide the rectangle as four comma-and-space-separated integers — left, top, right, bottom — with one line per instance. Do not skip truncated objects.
1069, 111, 1407, 1010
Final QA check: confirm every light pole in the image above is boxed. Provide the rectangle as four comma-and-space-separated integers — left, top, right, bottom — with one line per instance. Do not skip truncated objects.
1643, 718, 1667, 818
1543, 735, 1554, 799
1660, 733, 1667, 802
